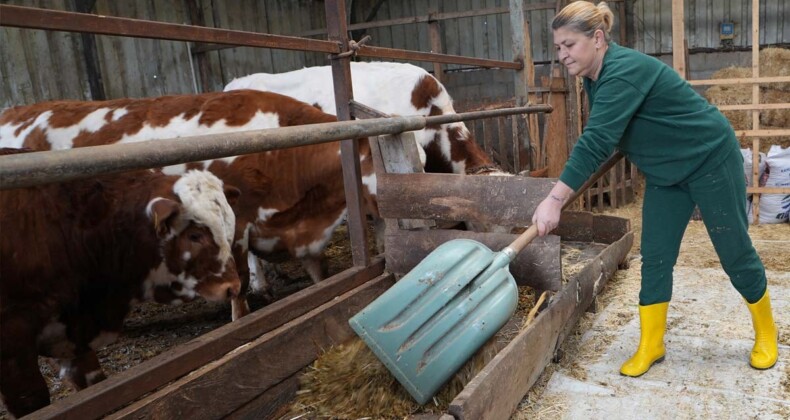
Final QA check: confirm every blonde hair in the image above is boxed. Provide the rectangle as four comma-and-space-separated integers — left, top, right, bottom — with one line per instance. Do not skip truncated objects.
552, 1, 614, 41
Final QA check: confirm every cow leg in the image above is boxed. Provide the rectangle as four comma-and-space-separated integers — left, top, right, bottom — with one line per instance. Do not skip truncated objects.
58, 350, 106, 390
302, 255, 326, 285
373, 218, 386, 254
1, 318, 50, 417
247, 252, 279, 301
230, 246, 252, 321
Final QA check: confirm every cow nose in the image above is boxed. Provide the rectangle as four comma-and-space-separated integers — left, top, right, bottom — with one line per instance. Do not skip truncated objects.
226, 282, 241, 299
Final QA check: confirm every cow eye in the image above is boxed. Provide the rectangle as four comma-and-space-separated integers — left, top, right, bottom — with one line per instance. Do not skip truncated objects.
188, 232, 203, 243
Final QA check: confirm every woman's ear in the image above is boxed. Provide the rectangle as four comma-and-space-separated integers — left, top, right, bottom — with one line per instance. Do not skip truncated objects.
594, 29, 605, 48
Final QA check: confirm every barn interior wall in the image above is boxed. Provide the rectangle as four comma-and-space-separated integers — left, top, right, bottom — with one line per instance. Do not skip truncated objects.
0, 0, 787, 110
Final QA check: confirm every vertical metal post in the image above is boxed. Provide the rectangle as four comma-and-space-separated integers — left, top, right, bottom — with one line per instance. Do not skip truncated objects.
325, 0, 370, 266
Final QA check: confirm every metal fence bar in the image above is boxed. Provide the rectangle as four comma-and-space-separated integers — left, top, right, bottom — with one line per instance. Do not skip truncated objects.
0, 105, 552, 190
0, 4, 340, 54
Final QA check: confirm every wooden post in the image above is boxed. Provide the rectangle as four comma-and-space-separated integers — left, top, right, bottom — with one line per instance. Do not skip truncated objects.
428, 13, 444, 83
671, 0, 686, 78
325, 0, 370, 266
75, 0, 105, 100
509, 0, 540, 171
185, 0, 212, 93
751, 0, 761, 224
618, 1, 627, 46
544, 69, 568, 178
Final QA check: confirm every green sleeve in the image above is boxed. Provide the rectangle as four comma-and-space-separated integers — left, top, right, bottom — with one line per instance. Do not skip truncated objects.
559, 78, 647, 191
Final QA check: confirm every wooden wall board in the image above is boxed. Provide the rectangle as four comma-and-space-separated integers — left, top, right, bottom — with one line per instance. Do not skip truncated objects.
377, 172, 555, 226
384, 228, 562, 291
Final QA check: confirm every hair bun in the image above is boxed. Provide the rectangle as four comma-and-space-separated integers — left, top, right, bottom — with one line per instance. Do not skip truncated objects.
597, 2, 614, 34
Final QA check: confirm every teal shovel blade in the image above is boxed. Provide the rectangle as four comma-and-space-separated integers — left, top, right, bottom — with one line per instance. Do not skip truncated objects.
348, 239, 519, 405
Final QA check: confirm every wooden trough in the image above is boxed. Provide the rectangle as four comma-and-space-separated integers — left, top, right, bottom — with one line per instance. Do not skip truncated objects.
25, 133, 632, 420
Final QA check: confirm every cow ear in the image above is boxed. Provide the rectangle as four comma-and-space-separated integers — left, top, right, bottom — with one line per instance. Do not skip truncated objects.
150, 199, 181, 238
224, 185, 241, 206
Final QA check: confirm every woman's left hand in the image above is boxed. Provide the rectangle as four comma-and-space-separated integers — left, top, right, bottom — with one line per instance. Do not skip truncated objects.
532, 181, 574, 236
532, 196, 563, 236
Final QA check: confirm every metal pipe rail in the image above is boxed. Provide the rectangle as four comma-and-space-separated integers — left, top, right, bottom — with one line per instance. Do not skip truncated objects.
0, 105, 552, 190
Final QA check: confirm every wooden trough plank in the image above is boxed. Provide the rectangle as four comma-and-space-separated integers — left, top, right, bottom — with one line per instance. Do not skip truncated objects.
385, 229, 562, 291
447, 231, 633, 420
108, 273, 396, 419
377, 172, 555, 226
29, 257, 385, 420
224, 371, 301, 420
553, 211, 631, 244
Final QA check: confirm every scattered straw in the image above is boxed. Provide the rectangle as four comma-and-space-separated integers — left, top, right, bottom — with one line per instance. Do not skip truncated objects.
522, 291, 550, 330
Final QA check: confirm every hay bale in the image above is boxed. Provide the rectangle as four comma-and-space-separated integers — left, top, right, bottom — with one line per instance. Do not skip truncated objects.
760, 89, 790, 128
705, 67, 753, 130
760, 47, 790, 91
758, 125, 790, 152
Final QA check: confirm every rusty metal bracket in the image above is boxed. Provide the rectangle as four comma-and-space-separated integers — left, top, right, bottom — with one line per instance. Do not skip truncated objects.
330, 35, 372, 59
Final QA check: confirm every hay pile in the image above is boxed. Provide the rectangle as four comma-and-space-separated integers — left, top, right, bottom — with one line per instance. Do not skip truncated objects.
704, 48, 790, 151
288, 285, 539, 418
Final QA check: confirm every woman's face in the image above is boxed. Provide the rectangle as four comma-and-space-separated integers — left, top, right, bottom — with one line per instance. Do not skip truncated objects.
553, 27, 605, 79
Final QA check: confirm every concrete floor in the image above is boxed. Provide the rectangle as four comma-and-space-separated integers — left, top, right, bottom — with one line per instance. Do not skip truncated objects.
535, 267, 790, 420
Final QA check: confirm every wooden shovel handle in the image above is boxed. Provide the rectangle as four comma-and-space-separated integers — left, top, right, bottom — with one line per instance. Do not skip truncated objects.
506, 151, 625, 255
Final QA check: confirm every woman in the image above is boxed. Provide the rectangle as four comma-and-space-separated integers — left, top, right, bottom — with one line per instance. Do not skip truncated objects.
532, 1, 777, 376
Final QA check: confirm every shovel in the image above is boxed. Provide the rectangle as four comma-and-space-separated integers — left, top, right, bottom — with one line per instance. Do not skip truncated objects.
349, 151, 625, 404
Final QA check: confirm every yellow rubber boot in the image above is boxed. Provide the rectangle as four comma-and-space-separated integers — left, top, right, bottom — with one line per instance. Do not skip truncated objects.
620, 302, 669, 377
746, 290, 778, 370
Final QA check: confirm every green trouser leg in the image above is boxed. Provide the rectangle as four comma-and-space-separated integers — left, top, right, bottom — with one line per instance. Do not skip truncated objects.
640, 147, 767, 305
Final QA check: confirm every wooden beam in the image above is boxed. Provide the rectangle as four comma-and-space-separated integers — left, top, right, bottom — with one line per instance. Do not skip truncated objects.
544, 70, 568, 178
747, 186, 790, 194
671, 0, 686, 78
296, 3, 559, 37
377, 173, 555, 226
734, 129, 790, 137
326, 0, 369, 267
0, 4, 339, 54
355, 45, 521, 69
29, 259, 384, 419
687, 76, 790, 86
428, 18, 444, 82
510, 0, 540, 171
74, 0, 105, 100
751, 0, 761, 132
184, 0, 212, 93
107, 273, 396, 419
718, 103, 790, 111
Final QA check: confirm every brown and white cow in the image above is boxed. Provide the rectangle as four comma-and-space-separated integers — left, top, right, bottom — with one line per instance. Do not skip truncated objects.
0, 90, 378, 322
224, 61, 503, 176
0, 148, 240, 418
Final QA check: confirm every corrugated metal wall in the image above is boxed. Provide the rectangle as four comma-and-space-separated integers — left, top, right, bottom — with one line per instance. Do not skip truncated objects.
633, 0, 789, 54
1, 0, 787, 109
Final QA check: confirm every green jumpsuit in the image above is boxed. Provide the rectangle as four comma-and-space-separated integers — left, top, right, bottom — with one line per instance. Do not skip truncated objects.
559, 42, 766, 305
